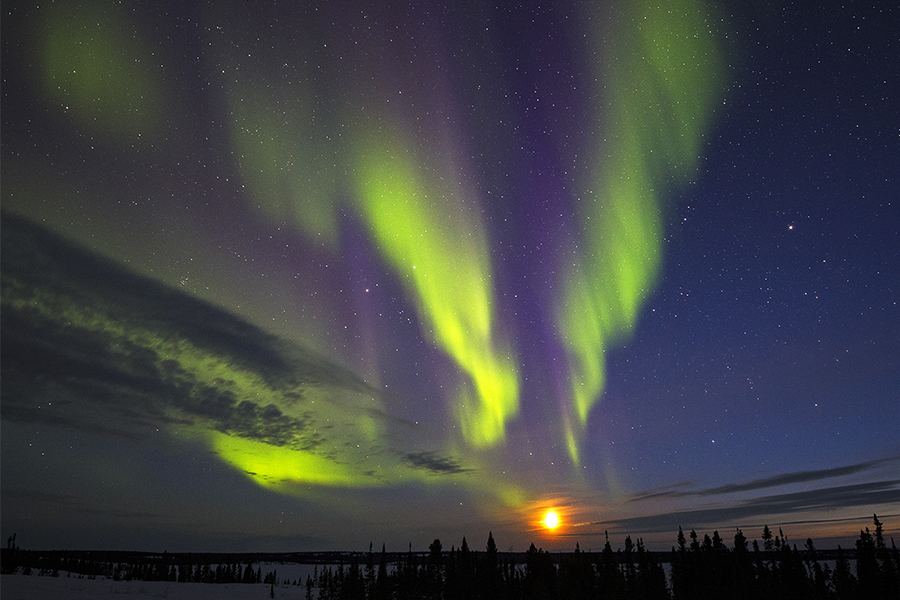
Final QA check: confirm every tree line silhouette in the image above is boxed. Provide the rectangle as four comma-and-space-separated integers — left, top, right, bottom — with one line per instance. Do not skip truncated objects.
2, 515, 897, 599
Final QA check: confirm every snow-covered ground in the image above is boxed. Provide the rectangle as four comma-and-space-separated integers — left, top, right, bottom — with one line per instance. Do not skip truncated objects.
2, 575, 292, 600
1, 567, 320, 600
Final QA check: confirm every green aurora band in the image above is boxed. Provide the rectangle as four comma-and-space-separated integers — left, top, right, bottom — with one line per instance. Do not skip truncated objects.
558, 0, 727, 464
225, 88, 520, 448
214, 8, 521, 451
352, 126, 519, 449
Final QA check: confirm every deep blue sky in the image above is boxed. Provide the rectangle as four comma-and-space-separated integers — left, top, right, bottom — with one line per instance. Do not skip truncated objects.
2, 0, 898, 552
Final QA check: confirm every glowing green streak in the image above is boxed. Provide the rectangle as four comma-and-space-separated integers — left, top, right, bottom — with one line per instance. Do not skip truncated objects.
35, 1, 164, 142
209, 431, 382, 490
560, 0, 726, 463
352, 128, 519, 448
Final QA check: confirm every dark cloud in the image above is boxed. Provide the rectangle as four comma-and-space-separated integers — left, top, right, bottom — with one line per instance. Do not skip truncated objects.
600, 480, 900, 534
0, 210, 372, 392
0, 308, 317, 447
401, 451, 473, 475
630, 457, 900, 501
2, 213, 286, 384
1, 309, 174, 439
0, 212, 374, 453
627, 481, 695, 501
752, 513, 900, 529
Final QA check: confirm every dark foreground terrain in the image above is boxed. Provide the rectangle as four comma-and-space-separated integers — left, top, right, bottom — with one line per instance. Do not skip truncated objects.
2, 516, 897, 599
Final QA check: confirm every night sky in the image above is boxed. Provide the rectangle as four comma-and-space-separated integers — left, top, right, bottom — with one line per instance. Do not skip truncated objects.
2, 0, 898, 553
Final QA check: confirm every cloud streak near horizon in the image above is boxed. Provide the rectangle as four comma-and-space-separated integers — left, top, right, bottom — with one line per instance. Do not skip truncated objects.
629, 457, 900, 501
596, 480, 900, 535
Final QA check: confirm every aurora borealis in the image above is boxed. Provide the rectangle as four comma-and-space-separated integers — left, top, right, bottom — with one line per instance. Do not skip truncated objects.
2, 0, 898, 552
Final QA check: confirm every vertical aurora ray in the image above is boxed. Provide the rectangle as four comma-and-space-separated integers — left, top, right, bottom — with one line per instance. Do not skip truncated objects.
352, 126, 519, 448
559, 0, 727, 464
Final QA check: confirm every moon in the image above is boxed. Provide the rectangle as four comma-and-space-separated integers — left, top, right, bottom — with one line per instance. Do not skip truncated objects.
543, 510, 560, 530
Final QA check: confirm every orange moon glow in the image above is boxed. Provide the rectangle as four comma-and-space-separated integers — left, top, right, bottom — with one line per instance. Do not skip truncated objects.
543, 510, 560, 530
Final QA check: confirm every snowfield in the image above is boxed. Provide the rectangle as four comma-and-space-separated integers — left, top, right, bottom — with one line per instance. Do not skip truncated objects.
1, 570, 319, 600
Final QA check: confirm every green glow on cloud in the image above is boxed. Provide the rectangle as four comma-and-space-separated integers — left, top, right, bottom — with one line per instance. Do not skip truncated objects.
352, 126, 519, 448
34, 1, 164, 143
559, 0, 727, 463
208, 431, 382, 490
1, 271, 389, 487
